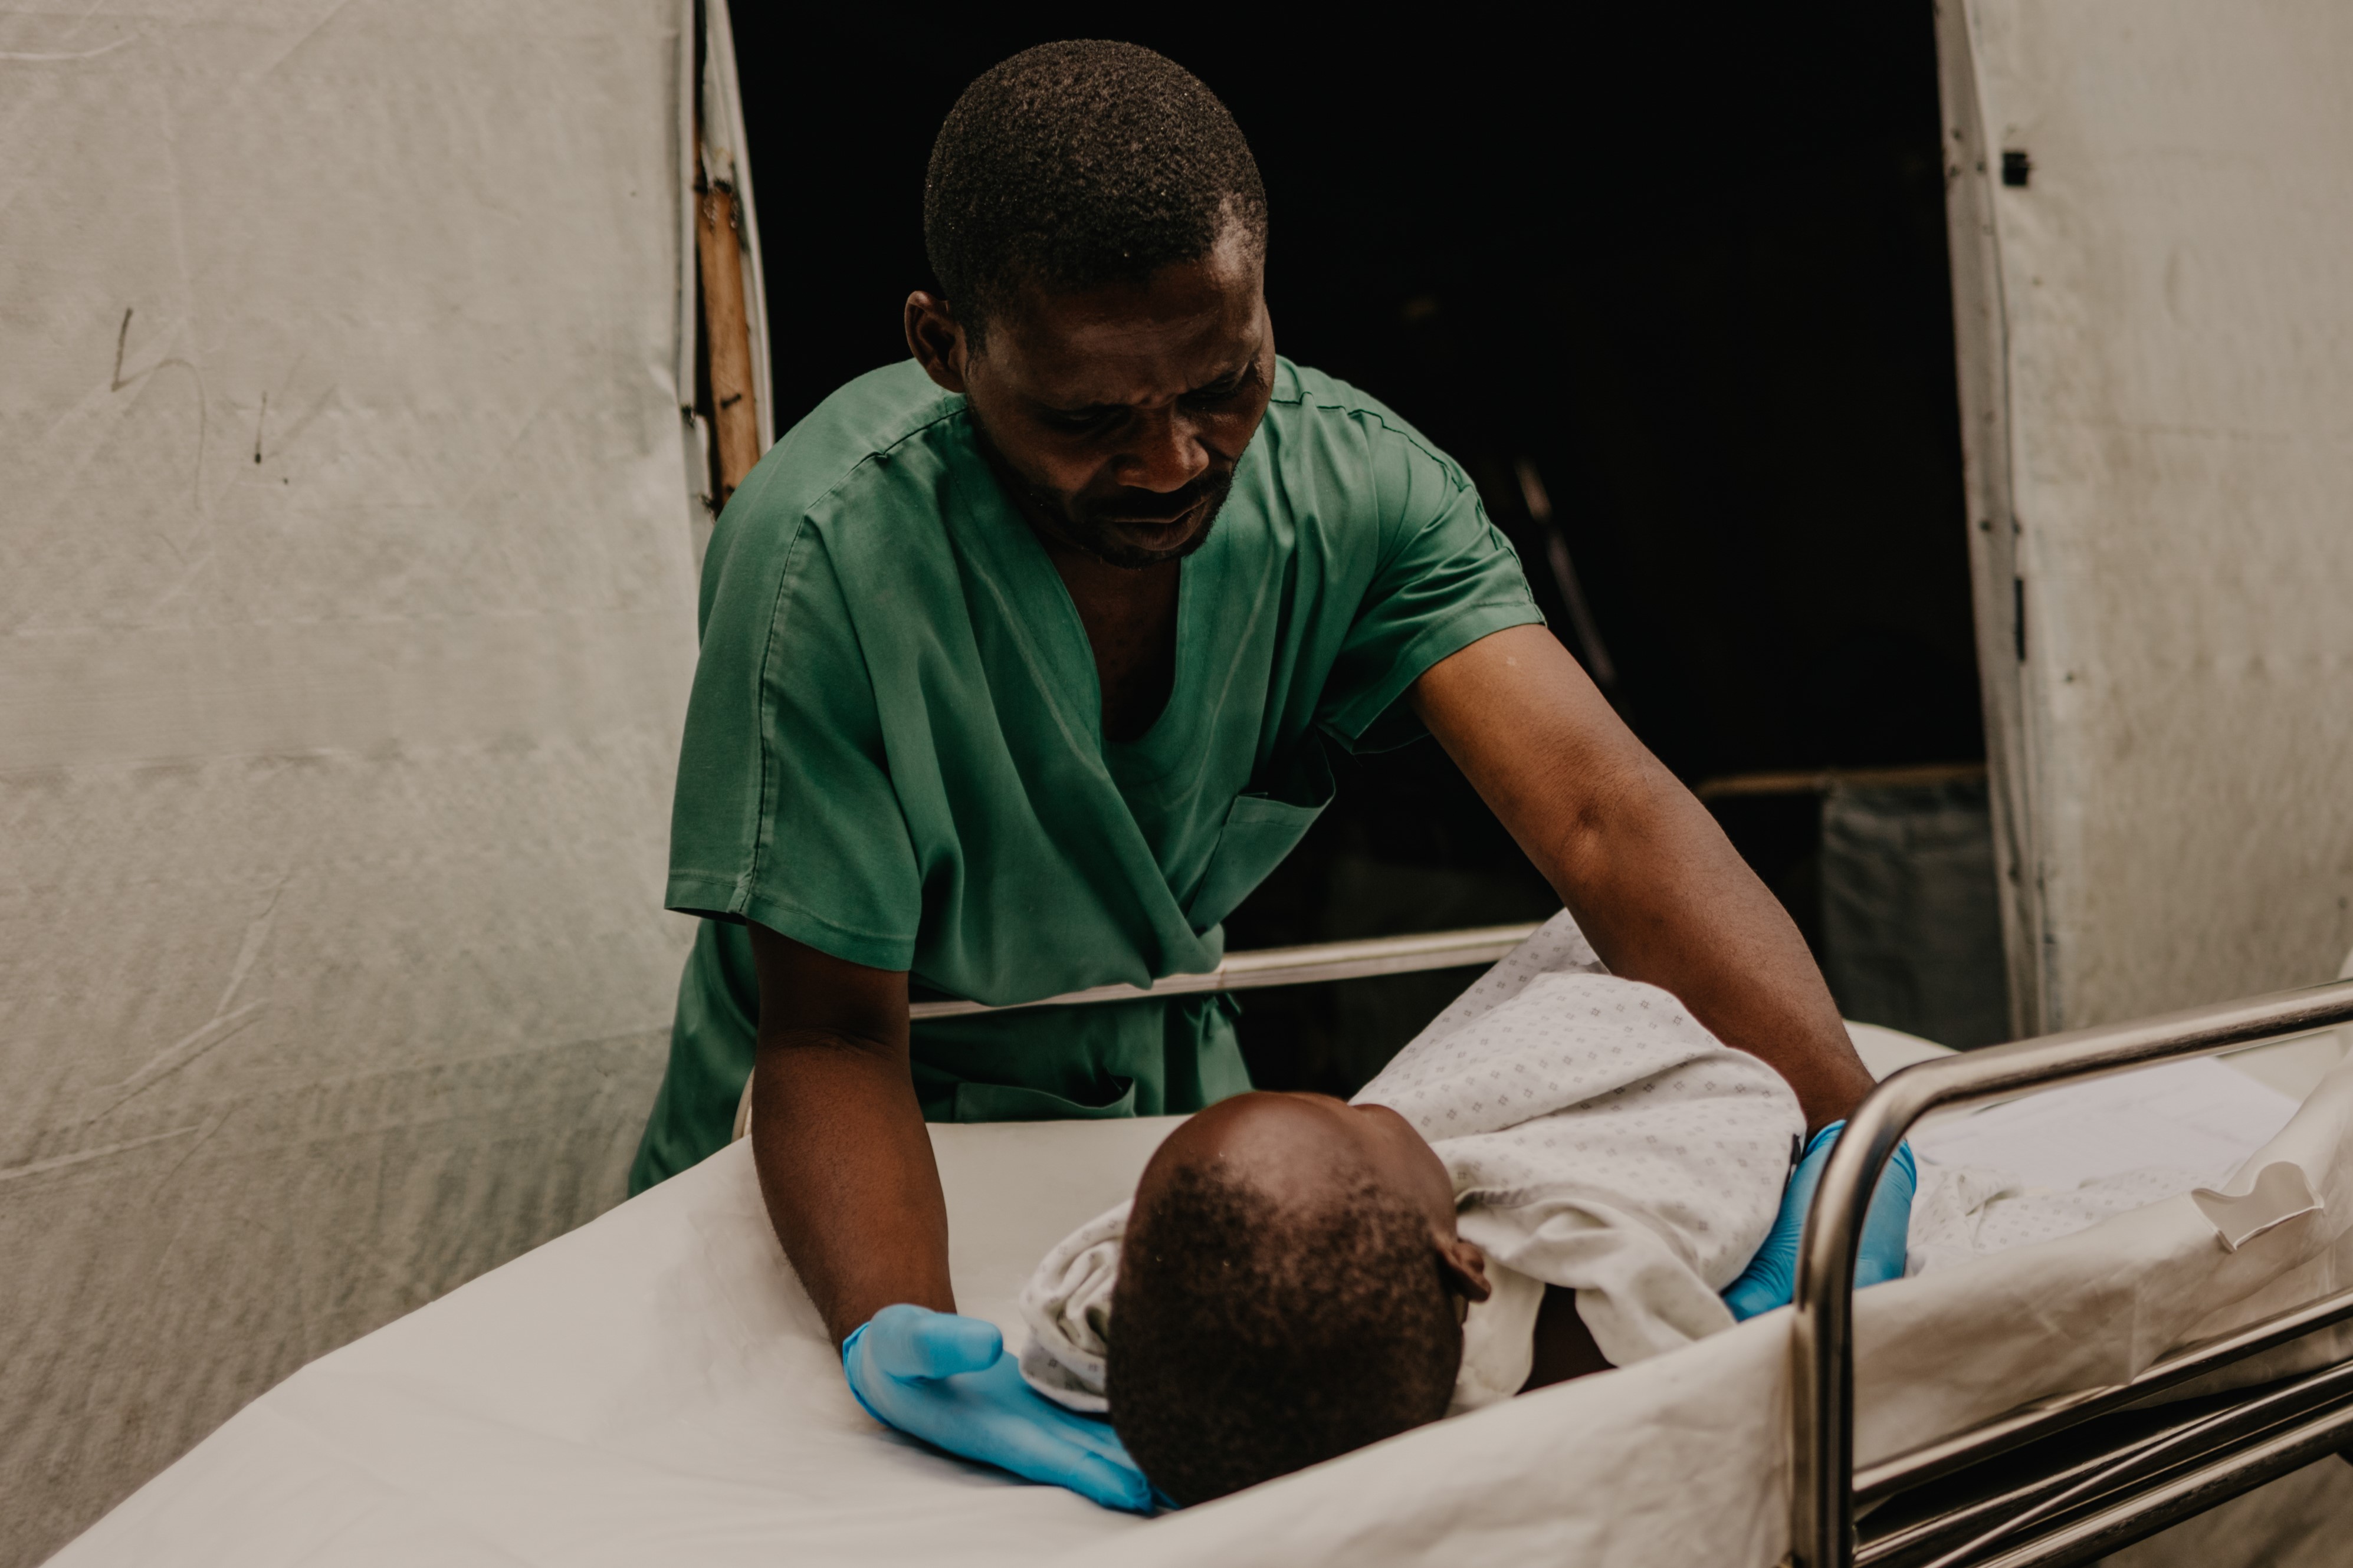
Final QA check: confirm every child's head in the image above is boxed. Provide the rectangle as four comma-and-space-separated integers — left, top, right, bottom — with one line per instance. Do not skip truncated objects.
1106, 1092, 1491, 1504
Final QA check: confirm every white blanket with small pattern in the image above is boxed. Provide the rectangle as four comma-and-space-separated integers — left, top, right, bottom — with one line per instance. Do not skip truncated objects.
1019, 913, 1806, 1413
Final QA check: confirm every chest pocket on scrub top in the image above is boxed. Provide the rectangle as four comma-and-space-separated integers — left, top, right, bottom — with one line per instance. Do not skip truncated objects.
1183, 751, 1335, 932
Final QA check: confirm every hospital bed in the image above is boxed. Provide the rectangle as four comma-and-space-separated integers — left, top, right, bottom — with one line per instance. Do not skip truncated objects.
46, 931, 2353, 1568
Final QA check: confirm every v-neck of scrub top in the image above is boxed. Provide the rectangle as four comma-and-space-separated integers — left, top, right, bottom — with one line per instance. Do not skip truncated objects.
953, 452, 1232, 913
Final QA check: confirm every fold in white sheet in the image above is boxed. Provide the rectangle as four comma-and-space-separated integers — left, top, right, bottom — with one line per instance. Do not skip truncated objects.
2195, 1162, 2324, 1251
1020, 912, 1804, 1412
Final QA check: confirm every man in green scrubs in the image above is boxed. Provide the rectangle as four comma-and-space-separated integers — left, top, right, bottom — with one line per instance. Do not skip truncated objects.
631, 41, 1879, 1507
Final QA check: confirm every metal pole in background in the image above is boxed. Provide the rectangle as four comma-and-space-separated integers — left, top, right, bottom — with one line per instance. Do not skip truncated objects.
905, 922, 1545, 1020
694, 139, 759, 500
693, 0, 768, 509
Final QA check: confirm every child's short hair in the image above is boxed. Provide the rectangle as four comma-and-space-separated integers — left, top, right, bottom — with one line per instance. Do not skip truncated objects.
1106, 1160, 1462, 1504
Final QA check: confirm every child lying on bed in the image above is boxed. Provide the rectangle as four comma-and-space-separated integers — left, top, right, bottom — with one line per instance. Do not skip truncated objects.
1013, 912, 1910, 1506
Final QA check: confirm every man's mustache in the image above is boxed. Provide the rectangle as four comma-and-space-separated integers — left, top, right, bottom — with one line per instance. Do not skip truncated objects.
1082, 470, 1232, 525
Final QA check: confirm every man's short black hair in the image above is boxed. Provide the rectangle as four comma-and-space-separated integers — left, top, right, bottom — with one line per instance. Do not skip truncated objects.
1106, 1161, 1461, 1505
923, 40, 1268, 337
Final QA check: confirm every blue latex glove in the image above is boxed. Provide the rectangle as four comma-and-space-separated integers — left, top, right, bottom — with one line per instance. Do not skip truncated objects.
842, 1303, 1151, 1513
1722, 1121, 1917, 1321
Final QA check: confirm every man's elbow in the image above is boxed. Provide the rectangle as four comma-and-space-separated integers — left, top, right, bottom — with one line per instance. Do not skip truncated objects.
757, 1023, 905, 1066
1538, 753, 1688, 880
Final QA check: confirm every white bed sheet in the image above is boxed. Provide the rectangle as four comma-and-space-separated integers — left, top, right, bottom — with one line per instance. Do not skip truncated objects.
50, 1048, 2353, 1568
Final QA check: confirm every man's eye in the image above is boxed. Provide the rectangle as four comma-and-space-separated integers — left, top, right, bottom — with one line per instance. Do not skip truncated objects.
1182, 366, 1259, 409
1045, 408, 1117, 434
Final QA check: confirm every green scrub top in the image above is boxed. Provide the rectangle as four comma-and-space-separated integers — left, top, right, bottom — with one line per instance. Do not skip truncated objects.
629, 357, 1541, 1192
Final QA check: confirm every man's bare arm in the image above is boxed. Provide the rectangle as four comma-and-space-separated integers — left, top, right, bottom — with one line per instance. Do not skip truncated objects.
746, 925, 953, 1345
1410, 624, 1875, 1132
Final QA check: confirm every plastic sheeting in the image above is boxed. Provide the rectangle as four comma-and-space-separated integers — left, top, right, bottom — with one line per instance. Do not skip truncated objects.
0, 3, 702, 1560
1938, 1, 2353, 1034
1820, 780, 2008, 1048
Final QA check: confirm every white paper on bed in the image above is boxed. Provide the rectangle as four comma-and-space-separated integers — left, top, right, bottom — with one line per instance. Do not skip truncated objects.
1905, 1056, 2305, 1270
52, 1040, 2353, 1568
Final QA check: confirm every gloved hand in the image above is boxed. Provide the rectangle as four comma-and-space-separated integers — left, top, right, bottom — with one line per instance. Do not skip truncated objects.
1722, 1121, 1916, 1321
842, 1303, 1151, 1513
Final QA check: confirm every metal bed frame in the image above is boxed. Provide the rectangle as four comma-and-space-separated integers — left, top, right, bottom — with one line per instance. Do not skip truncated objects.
1790, 977, 2353, 1568
734, 922, 1547, 1136
902, 921, 1546, 1020
758, 923, 2353, 1562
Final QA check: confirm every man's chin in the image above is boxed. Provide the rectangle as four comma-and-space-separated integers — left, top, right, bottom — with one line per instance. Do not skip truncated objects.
1071, 491, 1229, 570
1088, 513, 1209, 567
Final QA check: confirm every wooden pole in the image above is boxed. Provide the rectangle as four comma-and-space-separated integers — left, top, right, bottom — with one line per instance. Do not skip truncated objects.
696, 182, 760, 507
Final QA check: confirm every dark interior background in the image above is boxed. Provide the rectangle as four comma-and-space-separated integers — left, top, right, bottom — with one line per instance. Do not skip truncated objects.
726, 2, 1980, 1092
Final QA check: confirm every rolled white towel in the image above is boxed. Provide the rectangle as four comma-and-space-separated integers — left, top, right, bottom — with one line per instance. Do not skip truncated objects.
1018, 1201, 1129, 1412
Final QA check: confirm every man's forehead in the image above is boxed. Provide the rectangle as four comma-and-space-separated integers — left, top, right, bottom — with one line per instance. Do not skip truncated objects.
1010, 320, 1262, 409
987, 235, 1265, 402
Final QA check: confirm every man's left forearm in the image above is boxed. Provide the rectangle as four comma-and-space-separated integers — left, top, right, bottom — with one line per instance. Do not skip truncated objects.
1530, 738, 1873, 1132
1411, 625, 1875, 1132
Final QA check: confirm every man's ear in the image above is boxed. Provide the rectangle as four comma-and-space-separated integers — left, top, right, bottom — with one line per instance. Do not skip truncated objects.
1436, 1236, 1492, 1305
904, 291, 969, 393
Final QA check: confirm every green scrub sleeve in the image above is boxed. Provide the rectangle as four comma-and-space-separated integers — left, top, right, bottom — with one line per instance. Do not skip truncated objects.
665, 517, 922, 971
1317, 432, 1545, 752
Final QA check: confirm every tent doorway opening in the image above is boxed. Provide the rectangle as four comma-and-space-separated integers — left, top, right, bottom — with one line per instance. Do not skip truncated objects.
718, 4, 1998, 1085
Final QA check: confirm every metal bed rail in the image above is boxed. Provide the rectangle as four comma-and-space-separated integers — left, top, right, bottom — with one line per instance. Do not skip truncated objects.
1856, 1356, 2353, 1567
904, 921, 1544, 1020
736, 922, 1548, 1139
1790, 977, 2353, 1568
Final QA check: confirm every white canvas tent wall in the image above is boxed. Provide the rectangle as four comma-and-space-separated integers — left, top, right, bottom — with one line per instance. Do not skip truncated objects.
1940, 0, 2353, 1037
0, 2, 765, 1560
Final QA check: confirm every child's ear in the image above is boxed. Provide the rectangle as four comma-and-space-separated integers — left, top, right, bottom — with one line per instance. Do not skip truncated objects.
1436, 1237, 1492, 1304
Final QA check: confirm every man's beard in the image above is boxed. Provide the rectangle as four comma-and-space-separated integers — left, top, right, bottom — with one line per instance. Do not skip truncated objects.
973, 418, 1234, 570
1054, 467, 1233, 569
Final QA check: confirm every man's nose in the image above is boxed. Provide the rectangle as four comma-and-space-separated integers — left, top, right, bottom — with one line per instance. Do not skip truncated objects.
1115, 406, 1210, 493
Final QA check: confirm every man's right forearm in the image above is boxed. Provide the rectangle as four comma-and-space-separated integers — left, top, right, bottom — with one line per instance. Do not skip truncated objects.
749, 1030, 956, 1346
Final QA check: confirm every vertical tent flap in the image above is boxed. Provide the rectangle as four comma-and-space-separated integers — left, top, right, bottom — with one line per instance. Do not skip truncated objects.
0, 2, 711, 1559
1937, 0, 2353, 1033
